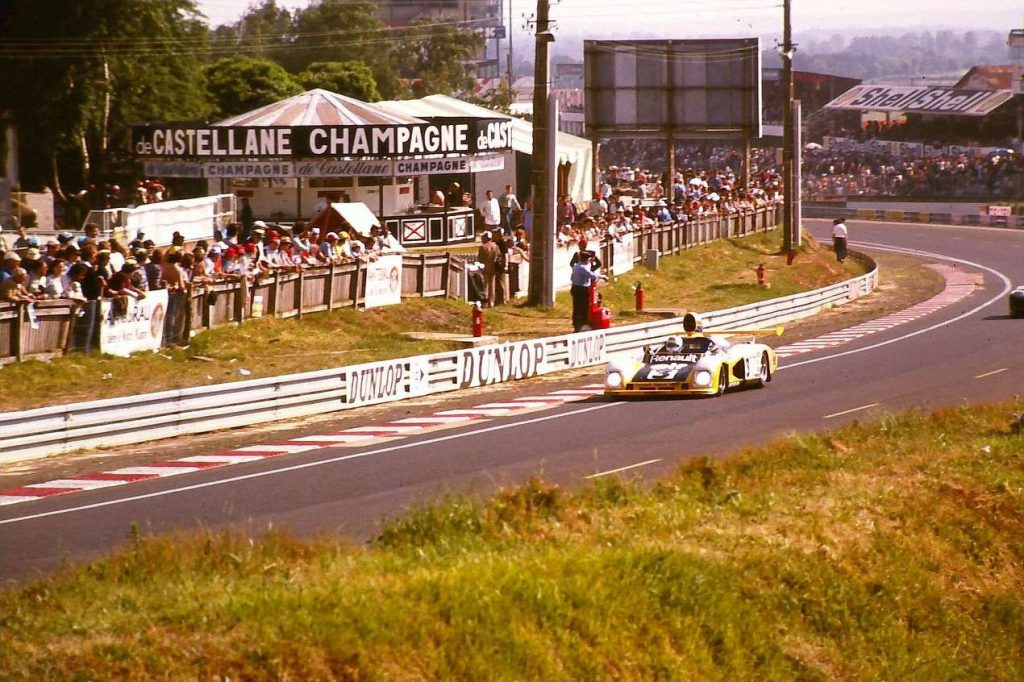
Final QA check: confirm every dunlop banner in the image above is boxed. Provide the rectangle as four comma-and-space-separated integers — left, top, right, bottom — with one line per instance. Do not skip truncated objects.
458, 331, 607, 389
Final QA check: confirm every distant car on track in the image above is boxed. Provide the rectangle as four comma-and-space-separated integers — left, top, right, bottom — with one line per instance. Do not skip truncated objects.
604, 314, 781, 397
1010, 285, 1024, 317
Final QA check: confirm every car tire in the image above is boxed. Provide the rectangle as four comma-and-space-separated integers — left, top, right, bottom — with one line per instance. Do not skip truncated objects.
716, 367, 728, 396
755, 353, 771, 388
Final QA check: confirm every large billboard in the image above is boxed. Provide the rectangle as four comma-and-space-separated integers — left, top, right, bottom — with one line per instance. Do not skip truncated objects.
131, 118, 514, 160
584, 39, 762, 139
824, 85, 1014, 117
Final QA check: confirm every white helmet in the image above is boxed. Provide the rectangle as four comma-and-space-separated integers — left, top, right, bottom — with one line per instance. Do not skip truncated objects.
665, 335, 683, 352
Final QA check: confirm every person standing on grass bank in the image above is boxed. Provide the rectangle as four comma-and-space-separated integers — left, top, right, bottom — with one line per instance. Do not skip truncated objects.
832, 218, 848, 263
570, 251, 606, 333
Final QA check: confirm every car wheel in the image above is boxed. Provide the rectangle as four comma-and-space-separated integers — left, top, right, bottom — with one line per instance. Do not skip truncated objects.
755, 353, 771, 387
716, 366, 728, 396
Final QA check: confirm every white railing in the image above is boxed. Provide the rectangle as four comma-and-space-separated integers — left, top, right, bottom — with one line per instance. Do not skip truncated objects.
0, 254, 878, 464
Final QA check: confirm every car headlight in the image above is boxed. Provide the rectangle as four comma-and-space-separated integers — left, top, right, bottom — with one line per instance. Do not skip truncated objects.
605, 371, 624, 389
693, 369, 712, 387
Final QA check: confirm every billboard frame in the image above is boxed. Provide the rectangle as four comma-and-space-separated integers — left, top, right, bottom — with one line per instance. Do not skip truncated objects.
584, 38, 763, 141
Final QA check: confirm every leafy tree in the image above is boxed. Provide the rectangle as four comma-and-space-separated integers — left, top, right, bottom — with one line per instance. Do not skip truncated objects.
209, 0, 295, 62
289, 1, 401, 99
298, 61, 381, 102
0, 0, 210, 197
396, 21, 484, 98
204, 56, 303, 119
465, 81, 515, 115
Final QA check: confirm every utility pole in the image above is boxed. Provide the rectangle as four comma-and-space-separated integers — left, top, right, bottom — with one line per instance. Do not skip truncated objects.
507, 0, 514, 85
528, 0, 554, 306
781, 0, 796, 259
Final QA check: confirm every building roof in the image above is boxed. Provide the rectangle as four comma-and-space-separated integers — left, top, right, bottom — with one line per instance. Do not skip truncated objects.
375, 93, 591, 165
955, 65, 1024, 91
216, 89, 424, 127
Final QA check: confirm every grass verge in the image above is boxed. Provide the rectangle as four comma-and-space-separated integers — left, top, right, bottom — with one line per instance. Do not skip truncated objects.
1, 400, 1022, 679
0, 232, 863, 412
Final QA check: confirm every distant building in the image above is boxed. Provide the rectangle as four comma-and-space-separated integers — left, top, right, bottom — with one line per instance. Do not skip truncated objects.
376, 0, 505, 78
507, 77, 584, 137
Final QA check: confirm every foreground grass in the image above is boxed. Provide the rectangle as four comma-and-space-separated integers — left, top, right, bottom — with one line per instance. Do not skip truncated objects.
2, 400, 1022, 680
0, 231, 864, 412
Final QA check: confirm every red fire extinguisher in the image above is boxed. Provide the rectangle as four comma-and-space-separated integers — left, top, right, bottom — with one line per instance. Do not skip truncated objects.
634, 281, 645, 312
471, 301, 484, 337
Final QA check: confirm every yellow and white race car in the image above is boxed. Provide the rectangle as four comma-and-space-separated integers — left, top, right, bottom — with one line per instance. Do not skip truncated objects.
604, 314, 781, 397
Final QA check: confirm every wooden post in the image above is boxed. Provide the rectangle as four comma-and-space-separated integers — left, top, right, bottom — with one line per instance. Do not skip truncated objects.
295, 269, 304, 320
352, 259, 362, 308
201, 287, 211, 330
13, 303, 24, 362
270, 271, 280, 316
441, 252, 452, 299
61, 303, 78, 355
235, 277, 247, 323
325, 262, 335, 312
418, 253, 427, 296
183, 288, 194, 341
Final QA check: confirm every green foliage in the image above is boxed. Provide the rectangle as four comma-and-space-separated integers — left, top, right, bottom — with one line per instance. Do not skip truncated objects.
464, 81, 516, 115
0, 0, 211, 193
209, 0, 296, 62
204, 56, 303, 119
298, 61, 381, 102
396, 20, 485, 98
289, 0, 401, 99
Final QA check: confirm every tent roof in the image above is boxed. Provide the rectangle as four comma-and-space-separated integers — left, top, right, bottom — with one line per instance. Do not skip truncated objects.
374, 94, 592, 165
309, 202, 380, 237
216, 89, 425, 127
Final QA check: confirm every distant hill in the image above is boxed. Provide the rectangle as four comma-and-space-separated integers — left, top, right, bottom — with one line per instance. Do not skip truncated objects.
792, 30, 1013, 82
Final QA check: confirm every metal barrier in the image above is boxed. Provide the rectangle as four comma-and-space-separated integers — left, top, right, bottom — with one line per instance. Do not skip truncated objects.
804, 204, 1024, 229
0, 251, 878, 464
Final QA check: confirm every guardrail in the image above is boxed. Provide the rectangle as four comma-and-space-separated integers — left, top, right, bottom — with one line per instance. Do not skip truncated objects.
0, 249, 877, 464
803, 204, 1024, 229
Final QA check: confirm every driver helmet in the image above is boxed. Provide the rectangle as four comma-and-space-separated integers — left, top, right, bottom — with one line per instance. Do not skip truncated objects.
665, 335, 683, 352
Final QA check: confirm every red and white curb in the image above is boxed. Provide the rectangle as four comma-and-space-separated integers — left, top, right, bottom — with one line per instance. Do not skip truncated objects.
0, 386, 606, 507
774, 265, 975, 359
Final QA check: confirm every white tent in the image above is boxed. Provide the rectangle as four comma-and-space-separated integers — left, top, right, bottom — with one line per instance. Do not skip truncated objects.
309, 202, 380, 237
375, 94, 594, 205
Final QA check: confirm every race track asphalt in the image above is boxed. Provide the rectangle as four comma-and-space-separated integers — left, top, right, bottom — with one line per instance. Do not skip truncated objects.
2, 219, 1022, 583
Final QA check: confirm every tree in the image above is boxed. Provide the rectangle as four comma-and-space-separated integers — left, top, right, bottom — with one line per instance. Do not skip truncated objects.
209, 0, 295, 62
298, 61, 381, 102
204, 56, 303, 119
396, 21, 484, 98
289, 1, 401, 99
0, 0, 210, 197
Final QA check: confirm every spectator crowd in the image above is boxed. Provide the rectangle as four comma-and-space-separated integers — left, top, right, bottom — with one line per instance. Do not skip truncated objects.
0, 218, 411, 350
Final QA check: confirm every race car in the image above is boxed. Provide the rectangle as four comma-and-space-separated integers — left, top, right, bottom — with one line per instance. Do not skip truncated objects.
1010, 285, 1024, 318
604, 314, 781, 397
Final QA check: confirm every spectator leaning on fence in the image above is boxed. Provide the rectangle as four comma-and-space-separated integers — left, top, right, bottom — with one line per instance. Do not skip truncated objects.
0, 267, 34, 303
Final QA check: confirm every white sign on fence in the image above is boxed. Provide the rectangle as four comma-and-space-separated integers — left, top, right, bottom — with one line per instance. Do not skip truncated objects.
612, 232, 635, 276
457, 330, 607, 389
345, 359, 410, 407
364, 255, 403, 308
99, 290, 168, 357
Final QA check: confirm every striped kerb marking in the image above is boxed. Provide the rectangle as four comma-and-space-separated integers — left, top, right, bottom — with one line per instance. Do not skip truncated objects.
0, 385, 605, 507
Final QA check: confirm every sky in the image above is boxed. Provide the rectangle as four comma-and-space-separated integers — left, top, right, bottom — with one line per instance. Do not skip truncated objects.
196, 0, 1024, 36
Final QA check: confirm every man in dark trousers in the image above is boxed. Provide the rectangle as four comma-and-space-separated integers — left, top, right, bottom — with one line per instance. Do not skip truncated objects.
832, 218, 848, 263
570, 251, 606, 332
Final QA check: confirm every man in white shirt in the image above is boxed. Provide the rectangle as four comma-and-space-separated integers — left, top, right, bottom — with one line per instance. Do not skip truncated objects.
481, 189, 501, 234
499, 184, 522, 235
831, 218, 849, 263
